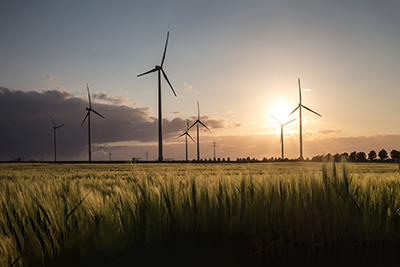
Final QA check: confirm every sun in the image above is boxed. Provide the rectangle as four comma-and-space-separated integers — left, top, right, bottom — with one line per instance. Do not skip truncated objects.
269, 102, 293, 126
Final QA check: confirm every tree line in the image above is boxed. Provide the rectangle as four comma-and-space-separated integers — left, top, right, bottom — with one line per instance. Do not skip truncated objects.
310, 149, 400, 162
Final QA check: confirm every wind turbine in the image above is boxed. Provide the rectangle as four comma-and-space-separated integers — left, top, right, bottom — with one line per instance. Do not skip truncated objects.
81, 83, 105, 162
270, 115, 296, 160
288, 78, 321, 160
188, 102, 210, 161
49, 116, 64, 162
177, 119, 195, 161
137, 31, 177, 162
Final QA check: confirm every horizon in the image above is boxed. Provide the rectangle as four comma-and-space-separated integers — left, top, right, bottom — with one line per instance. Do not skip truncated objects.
1, 1, 400, 161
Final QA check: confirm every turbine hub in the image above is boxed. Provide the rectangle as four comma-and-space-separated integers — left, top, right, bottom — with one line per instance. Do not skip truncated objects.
155, 65, 162, 70
86, 107, 90, 111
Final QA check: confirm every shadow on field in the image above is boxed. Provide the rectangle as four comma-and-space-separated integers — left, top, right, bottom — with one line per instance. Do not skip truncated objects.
28, 238, 398, 267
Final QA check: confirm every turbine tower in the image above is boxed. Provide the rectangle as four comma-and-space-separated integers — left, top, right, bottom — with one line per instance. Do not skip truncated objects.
211, 140, 218, 160
178, 119, 195, 161
188, 102, 210, 161
288, 78, 321, 160
49, 116, 64, 162
137, 31, 177, 162
270, 115, 295, 160
81, 83, 105, 162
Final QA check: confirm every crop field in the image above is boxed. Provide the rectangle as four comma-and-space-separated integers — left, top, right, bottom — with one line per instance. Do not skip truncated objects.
1, 162, 400, 266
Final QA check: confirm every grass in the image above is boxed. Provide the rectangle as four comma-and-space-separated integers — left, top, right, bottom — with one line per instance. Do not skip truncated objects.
1, 162, 400, 266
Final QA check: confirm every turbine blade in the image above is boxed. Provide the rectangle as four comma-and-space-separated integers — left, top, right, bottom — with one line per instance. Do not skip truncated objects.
199, 120, 210, 131
282, 118, 296, 126
56, 124, 65, 129
161, 69, 177, 97
298, 78, 302, 104
91, 109, 105, 119
301, 104, 322, 117
287, 105, 300, 117
49, 116, 56, 127
188, 120, 199, 131
187, 132, 196, 143
270, 114, 282, 125
177, 132, 187, 139
197, 101, 200, 119
161, 31, 169, 68
81, 111, 90, 126
87, 83, 91, 109
137, 68, 157, 77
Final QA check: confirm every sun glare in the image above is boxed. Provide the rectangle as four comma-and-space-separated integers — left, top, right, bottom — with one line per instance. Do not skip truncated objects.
269, 102, 293, 126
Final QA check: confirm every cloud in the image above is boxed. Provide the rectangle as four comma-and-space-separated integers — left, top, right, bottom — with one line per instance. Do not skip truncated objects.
45, 75, 59, 82
172, 111, 182, 114
189, 115, 242, 129
0, 86, 235, 161
0, 86, 161, 160
117, 90, 130, 96
183, 82, 198, 94
303, 128, 342, 139
91, 91, 132, 106
302, 88, 311, 92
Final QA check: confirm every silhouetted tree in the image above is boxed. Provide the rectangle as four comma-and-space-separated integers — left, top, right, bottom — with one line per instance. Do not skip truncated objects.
368, 150, 377, 161
390, 150, 400, 162
311, 155, 323, 162
356, 152, 367, 162
334, 153, 340, 162
227, 157, 230, 162
379, 149, 388, 161
349, 151, 357, 162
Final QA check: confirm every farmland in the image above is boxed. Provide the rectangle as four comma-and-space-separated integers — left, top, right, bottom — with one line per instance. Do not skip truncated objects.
1, 162, 400, 266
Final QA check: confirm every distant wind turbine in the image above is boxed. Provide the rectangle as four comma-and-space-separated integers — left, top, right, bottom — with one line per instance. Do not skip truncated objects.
178, 119, 195, 161
137, 31, 177, 162
49, 116, 65, 162
81, 83, 105, 162
188, 102, 210, 161
288, 78, 321, 160
271, 115, 296, 160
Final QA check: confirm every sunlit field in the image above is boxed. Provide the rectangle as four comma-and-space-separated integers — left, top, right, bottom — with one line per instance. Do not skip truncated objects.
1, 162, 400, 266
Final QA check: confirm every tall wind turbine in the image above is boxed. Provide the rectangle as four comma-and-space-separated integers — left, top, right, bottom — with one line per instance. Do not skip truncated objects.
49, 116, 64, 162
177, 119, 195, 161
288, 78, 321, 160
81, 83, 105, 162
270, 115, 296, 160
137, 31, 177, 162
188, 102, 210, 161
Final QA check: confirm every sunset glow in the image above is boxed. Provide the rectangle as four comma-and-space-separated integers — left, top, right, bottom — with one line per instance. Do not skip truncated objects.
1, 1, 400, 161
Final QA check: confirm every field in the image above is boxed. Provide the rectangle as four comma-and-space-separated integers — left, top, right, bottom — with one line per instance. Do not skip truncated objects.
1, 162, 400, 266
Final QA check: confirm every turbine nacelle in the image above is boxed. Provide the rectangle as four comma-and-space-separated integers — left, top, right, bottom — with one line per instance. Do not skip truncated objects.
155, 65, 162, 70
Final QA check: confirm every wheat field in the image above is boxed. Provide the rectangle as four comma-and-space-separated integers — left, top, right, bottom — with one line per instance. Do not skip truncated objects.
1, 162, 400, 266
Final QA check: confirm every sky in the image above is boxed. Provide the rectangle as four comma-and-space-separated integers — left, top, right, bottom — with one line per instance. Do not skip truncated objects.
1, 0, 400, 161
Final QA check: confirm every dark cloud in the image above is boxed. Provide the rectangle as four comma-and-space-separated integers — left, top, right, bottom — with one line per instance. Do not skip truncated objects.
0, 87, 160, 160
0, 87, 240, 161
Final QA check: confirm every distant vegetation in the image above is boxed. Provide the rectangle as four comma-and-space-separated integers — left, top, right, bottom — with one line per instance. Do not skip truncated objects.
1, 162, 400, 266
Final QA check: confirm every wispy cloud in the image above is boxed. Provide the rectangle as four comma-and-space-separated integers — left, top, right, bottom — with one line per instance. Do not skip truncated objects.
45, 75, 59, 82
172, 111, 182, 114
183, 81, 198, 94
117, 90, 130, 96
302, 88, 311, 92
92, 91, 133, 106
